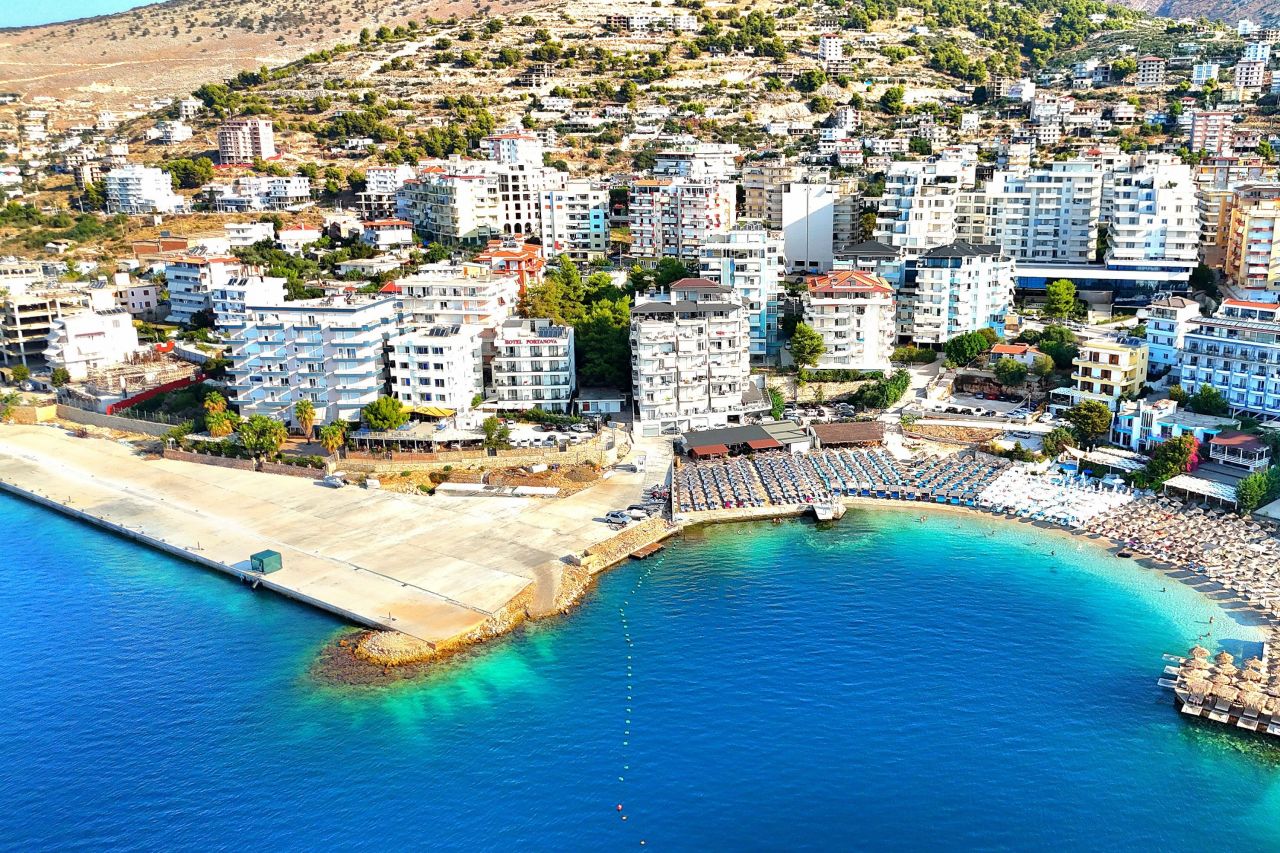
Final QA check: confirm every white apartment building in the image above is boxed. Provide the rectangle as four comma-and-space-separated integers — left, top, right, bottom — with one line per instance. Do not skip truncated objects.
164, 254, 243, 326
1, 286, 86, 367
361, 219, 415, 251
210, 274, 287, 333
1192, 63, 1220, 86
104, 164, 187, 214
225, 221, 276, 249
43, 308, 140, 381
205, 175, 311, 211
394, 262, 521, 329
483, 131, 544, 166
1235, 60, 1266, 90
651, 143, 741, 183
227, 294, 398, 427
630, 285, 756, 436
874, 159, 975, 252
742, 162, 807, 228
900, 242, 1014, 345
629, 178, 736, 263
1180, 299, 1280, 418
819, 33, 844, 64
781, 181, 837, 274
698, 228, 785, 362
356, 164, 415, 219
110, 273, 161, 319
804, 270, 896, 371
1104, 158, 1199, 278
540, 181, 609, 262
154, 120, 193, 144
982, 161, 1103, 265
397, 169, 501, 246
1243, 42, 1272, 63
1144, 295, 1201, 370
217, 118, 276, 164
387, 324, 484, 412
490, 318, 576, 413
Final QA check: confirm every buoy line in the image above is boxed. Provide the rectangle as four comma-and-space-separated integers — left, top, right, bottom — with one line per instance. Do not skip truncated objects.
616, 556, 658, 846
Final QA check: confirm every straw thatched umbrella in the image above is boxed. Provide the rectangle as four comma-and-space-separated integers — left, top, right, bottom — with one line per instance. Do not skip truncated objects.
1215, 650, 1236, 665
1245, 657, 1266, 672
1214, 662, 1239, 678
1213, 684, 1240, 703
1190, 645, 1211, 659
1240, 684, 1267, 713
1241, 668, 1265, 683
1182, 657, 1210, 671
1210, 672, 1232, 685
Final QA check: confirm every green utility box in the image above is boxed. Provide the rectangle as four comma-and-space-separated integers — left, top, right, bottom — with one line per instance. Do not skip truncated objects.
251, 550, 283, 574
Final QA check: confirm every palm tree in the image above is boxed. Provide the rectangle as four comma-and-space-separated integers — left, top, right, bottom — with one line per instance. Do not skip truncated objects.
294, 399, 316, 440
318, 423, 346, 457
238, 415, 288, 456
206, 411, 236, 438
203, 390, 227, 415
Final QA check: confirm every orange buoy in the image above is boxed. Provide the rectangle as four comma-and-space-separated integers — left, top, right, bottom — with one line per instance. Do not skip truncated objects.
617, 805, 623, 812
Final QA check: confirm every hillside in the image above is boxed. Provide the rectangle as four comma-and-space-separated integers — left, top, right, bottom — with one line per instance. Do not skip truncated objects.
1114, 0, 1278, 26
0, 0, 538, 109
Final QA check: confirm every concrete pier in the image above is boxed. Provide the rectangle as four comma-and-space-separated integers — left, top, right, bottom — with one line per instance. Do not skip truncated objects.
0, 425, 667, 644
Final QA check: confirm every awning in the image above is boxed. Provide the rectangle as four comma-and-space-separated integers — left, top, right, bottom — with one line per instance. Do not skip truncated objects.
1163, 474, 1238, 505
414, 406, 456, 418
745, 438, 783, 450
690, 444, 730, 457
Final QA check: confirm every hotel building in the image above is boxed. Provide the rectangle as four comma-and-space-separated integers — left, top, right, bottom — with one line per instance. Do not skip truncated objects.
1180, 299, 1280, 419
698, 227, 785, 362
804, 270, 896, 371
387, 324, 485, 412
490, 318, 576, 413
899, 242, 1014, 345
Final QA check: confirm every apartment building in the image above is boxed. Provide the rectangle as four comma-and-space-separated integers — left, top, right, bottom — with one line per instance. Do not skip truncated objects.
216, 118, 276, 164
873, 159, 974, 253
1190, 111, 1236, 156
1104, 158, 1199, 279
1136, 56, 1167, 87
742, 161, 807, 227
483, 131, 543, 166
43, 308, 140, 381
1234, 60, 1266, 90
804, 270, 896, 371
1192, 63, 1221, 86
630, 283, 756, 436
981, 161, 1104, 264
1110, 397, 1226, 452
1144, 296, 1201, 371
899, 242, 1014, 345
104, 164, 187, 214
387, 324, 484, 412
540, 181, 609, 262
1053, 338, 1150, 412
1224, 199, 1280, 292
164, 254, 243, 326
1180, 299, 1280, 418
392, 262, 521, 329
397, 169, 502, 246
1, 286, 86, 367
227, 294, 397, 427
490, 318, 576, 413
210, 274, 288, 333
629, 178, 736, 263
697, 228, 785, 362
204, 175, 311, 211
651, 143, 741, 183
355, 164, 415, 219
361, 219, 416, 251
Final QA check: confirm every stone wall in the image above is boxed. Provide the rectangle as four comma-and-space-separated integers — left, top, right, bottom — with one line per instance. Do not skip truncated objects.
9, 404, 58, 425
56, 405, 173, 437
342, 431, 631, 475
259, 459, 326, 480
162, 447, 257, 470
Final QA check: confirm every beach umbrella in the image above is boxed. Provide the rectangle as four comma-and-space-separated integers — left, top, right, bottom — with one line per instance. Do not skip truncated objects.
1189, 645, 1210, 659
1246, 657, 1266, 671
1240, 668, 1265, 683
1215, 650, 1235, 665
1181, 658, 1210, 671
1210, 673, 1232, 685
1215, 663, 1239, 678
1213, 684, 1240, 703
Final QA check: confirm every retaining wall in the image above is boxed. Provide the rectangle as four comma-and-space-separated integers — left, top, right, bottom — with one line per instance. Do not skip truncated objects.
259, 459, 326, 479
162, 447, 257, 470
57, 405, 174, 437
342, 434, 630, 474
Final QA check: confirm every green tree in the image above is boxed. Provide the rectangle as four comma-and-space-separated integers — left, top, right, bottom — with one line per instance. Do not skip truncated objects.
1167, 384, 1189, 404
318, 422, 346, 455
164, 157, 214, 190
294, 399, 316, 438
50, 367, 70, 387
1041, 426, 1077, 458
237, 414, 288, 455
1030, 354, 1055, 384
1188, 384, 1228, 416
1143, 434, 1198, 486
1065, 400, 1113, 448
203, 390, 227, 415
879, 85, 905, 114
361, 396, 408, 431
789, 322, 826, 370
943, 331, 988, 366
205, 410, 238, 438
1044, 279, 1077, 319
993, 357, 1028, 386
10, 364, 30, 383
481, 415, 512, 449
424, 242, 450, 263
768, 385, 785, 419
1236, 467, 1280, 513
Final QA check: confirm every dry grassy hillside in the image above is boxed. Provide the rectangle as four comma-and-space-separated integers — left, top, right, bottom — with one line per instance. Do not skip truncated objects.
1113, 0, 1277, 25
0, 0, 539, 107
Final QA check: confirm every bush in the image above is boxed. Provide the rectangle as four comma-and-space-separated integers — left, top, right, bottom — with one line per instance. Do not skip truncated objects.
798, 368, 884, 382
891, 346, 937, 365
856, 369, 911, 410
514, 408, 581, 427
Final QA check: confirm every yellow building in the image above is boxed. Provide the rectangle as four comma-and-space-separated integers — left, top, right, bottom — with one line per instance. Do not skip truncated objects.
1067, 338, 1149, 411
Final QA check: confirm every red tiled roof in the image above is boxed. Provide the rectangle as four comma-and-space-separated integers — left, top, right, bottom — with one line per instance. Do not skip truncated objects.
745, 438, 783, 450
991, 343, 1043, 356
1211, 431, 1267, 451
806, 269, 892, 295
1223, 299, 1279, 310
363, 219, 412, 228
689, 444, 730, 457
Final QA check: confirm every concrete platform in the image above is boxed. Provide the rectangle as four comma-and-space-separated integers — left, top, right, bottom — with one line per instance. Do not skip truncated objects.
0, 425, 671, 644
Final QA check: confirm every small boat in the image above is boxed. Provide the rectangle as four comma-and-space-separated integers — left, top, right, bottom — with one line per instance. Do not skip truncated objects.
1118, 550, 1133, 558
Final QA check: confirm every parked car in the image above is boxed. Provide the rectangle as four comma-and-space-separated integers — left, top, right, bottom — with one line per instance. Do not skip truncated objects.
320, 474, 346, 488
604, 510, 631, 525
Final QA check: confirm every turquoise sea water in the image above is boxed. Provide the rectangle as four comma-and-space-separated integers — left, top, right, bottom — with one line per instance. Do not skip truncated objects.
3, 490, 1280, 850
1, 1, 158, 28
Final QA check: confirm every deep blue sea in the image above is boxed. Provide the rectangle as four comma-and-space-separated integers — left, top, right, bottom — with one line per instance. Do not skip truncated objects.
3, 490, 1280, 851
1, 1, 159, 28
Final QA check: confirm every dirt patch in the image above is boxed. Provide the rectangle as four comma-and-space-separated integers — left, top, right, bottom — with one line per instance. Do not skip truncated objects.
908, 424, 1002, 444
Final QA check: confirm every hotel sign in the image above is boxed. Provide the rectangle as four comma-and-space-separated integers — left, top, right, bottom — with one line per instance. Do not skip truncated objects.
503, 338, 560, 345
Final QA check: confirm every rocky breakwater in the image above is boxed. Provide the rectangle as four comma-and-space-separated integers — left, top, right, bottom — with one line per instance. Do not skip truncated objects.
313, 517, 676, 687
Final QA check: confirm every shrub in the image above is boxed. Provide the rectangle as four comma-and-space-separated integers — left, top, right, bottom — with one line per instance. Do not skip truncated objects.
891, 346, 937, 365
